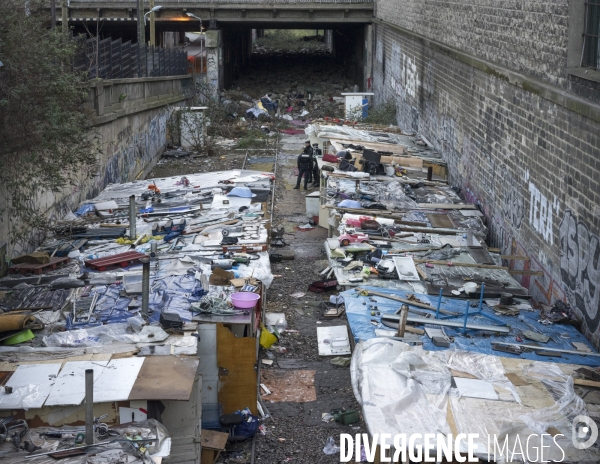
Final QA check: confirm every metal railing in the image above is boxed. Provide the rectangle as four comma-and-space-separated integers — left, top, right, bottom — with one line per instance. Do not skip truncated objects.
73, 36, 188, 79
69, 0, 373, 4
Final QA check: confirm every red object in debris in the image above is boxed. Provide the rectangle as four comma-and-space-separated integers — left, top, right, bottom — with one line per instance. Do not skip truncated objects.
447, 262, 453, 266
84, 251, 147, 271
9, 257, 70, 275
425, 263, 435, 268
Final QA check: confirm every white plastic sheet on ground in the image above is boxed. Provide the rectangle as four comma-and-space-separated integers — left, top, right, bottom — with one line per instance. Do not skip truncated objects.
351, 340, 600, 462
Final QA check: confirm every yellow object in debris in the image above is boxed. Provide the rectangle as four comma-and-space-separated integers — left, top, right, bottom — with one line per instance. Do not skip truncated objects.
358, 290, 370, 296
115, 236, 162, 245
259, 324, 277, 349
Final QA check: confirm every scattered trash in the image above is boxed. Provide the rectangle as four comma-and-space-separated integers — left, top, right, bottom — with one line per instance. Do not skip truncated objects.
323, 436, 340, 455
329, 357, 351, 367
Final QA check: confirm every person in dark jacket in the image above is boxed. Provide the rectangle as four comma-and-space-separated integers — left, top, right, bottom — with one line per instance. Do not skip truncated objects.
294, 141, 313, 190
310, 143, 322, 187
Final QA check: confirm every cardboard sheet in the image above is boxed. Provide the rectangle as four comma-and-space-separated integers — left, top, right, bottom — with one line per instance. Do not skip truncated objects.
129, 356, 199, 401
260, 370, 317, 402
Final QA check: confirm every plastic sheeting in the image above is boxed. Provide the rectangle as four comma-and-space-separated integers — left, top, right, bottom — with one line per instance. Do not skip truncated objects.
43, 318, 169, 347
351, 341, 600, 462
342, 286, 600, 367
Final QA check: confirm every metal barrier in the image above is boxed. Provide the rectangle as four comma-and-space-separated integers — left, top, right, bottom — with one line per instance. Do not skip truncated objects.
73, 36, 188, 79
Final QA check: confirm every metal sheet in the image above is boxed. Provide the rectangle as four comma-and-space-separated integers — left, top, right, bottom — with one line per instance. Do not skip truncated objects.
1, 363, 61, 409
426, 213, 455, 229
45, 361, 110, 406
468, 246, 495, 265
93, 358, 145, 402
317, 325, 351, 356
392, 256, 420, 281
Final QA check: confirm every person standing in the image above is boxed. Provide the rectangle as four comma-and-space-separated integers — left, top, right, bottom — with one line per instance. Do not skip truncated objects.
310, 143, 322, 187
294, 141, 313, 190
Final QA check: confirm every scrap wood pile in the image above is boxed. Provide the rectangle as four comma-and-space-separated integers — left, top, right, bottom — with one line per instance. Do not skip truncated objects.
0, 169, 275, 461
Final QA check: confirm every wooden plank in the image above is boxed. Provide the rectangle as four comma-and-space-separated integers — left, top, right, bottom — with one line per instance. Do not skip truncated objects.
216, 324, 257, 415
396, 306, 408, 337
200, 429, 228, 451
129, 356, 199, 401
355, 287, 457, 315
413, 259, 509, 270
404, 326, 425, 335
509, 270, 544, 276
416, 203, 476, 210
573, 378, 600, 388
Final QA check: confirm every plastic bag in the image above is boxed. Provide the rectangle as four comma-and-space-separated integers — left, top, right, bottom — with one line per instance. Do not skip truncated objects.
323, 436, 340, 455
234, 410, 260, 439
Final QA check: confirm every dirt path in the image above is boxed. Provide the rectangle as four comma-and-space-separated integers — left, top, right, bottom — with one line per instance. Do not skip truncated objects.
244, 133, 363, 464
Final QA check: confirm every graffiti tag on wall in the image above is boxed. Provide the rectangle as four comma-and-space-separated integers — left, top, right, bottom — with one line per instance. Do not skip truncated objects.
528, 181, 559, 245
559, 210, 600, 332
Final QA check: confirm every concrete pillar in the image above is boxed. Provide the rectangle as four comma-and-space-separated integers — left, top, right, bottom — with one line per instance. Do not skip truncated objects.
137, 0, 145, 45
61, 0, 68, 34
149, 0, 156, 46
364, 24, 373, 92
205, 29, 222, 101
94, 80, 105, 116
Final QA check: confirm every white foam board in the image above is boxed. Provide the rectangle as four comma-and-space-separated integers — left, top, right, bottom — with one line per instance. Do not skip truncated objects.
45, 361, 110, 406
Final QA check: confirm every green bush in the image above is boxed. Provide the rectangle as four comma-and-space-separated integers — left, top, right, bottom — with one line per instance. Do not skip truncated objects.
364, 100, 397, 125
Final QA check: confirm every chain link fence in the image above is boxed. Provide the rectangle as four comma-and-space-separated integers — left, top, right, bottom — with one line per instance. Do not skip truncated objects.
73, 36, 188, 79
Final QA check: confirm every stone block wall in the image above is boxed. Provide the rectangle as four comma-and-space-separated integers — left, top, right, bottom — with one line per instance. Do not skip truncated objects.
371, 6, 600, 347
376, 0, 570, 87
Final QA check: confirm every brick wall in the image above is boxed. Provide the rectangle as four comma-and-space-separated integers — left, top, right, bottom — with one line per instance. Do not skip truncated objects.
371, 21, 600, 348
376, 0, 569, 87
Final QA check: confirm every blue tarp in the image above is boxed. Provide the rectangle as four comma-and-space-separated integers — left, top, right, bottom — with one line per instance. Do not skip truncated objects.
341, 286, 600, 367
66, 275, 207, 329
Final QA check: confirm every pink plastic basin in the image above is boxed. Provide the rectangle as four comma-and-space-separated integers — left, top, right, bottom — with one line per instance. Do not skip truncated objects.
231, 292, 260, 308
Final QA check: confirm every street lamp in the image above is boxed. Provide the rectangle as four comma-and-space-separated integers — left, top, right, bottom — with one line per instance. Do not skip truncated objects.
144, 5, 162, 25
186, 13, 204, 76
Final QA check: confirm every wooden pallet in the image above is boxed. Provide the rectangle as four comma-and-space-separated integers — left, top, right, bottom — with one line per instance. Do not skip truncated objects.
84, 251, 147, 271
9, 257, 70, 275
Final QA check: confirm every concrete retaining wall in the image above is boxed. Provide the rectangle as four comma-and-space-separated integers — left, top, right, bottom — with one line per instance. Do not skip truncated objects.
0, 76, 192, 262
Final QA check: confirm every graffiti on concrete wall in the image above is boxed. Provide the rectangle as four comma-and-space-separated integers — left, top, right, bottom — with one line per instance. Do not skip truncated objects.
559, 210, 600, 333
528, 180, 559, 245
102, 111, 168, 192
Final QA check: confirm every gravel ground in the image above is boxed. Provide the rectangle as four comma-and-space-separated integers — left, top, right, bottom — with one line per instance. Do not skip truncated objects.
217, 133, 364, 464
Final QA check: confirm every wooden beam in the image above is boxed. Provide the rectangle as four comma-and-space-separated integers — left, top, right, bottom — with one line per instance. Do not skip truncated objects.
416, 203, 476, 210
356, 287, 457, 315
413, 259, 509, 270
573, 379, 600, 389
396, 305, 408, 337
509, 270, 544, 276
501, 255, 530, 261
